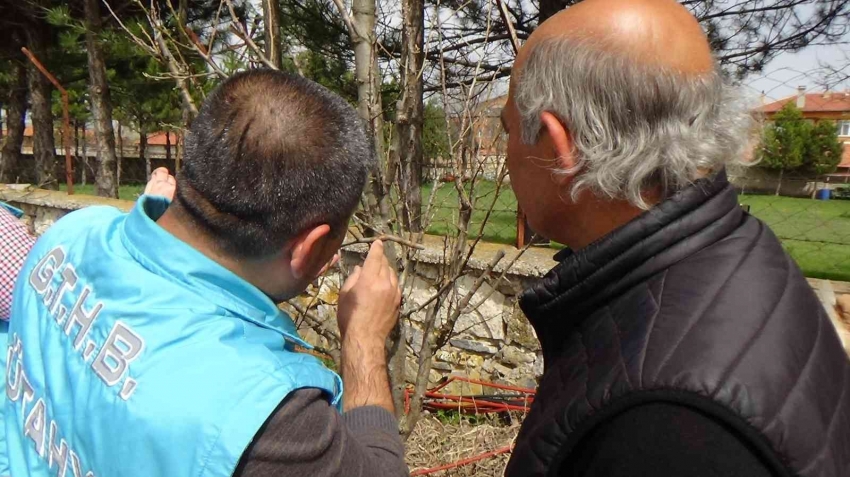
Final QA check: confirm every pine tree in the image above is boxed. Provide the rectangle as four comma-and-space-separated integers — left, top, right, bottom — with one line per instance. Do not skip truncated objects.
804, 120, 844, 176
759, 103, 810, 195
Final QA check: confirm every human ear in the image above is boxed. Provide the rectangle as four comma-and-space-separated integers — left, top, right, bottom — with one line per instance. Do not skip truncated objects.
289, 224, 332, 280
540, 111, 576, 172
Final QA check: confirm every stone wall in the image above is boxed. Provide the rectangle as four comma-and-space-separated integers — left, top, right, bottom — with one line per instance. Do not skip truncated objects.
4, 186, 849, 396
0, 186, 556, 394
290, 253, 546, 393
727, 165, 845, 197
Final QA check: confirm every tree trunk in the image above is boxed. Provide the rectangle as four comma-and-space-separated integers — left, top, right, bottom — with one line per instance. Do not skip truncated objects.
262, 0, 282, 68
166, 130, 172, 164
153, 26, 198, 119
85, 0, 119, 198
179, 106, 192, 170
352, 0, 387, 203
81, 122, 88, 186
350, 0, 405, 417
116, 122, 123, 188
140, 130, 150, 178
176, 129, 183, 173
74, 120, 80, 180
396, 0, 425, 233
775, 168, 783, 196
26, 26, 58, 190
0, 61, 27, 183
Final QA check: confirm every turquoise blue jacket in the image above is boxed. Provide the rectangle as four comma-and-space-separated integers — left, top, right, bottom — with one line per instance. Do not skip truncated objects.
0, 196, 341, 476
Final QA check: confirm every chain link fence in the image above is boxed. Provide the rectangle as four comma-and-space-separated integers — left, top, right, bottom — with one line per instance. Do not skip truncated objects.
422, 155, 518, 246
730, 172, 850, 283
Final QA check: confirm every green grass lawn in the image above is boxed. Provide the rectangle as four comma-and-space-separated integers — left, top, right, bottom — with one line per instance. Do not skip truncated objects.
738, 195, 850, 281
421, 183, 850, 280
59, 184, 145, 201
59, 180, 850, 281
422, 181, 518, 245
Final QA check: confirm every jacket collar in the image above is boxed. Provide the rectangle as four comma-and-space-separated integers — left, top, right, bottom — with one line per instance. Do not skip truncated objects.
521, 171, 743, 347
119, 195, 312, 348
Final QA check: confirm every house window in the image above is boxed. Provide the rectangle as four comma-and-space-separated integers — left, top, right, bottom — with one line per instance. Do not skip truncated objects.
838, 120, 850, 137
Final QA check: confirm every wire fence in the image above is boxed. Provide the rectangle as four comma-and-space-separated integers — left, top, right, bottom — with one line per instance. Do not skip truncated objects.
423, 157, 518, 246
730, 168, 850, 282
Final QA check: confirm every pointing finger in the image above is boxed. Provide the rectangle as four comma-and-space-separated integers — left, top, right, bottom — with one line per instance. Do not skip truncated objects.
363, 240, 384, 276
341, 266, 362, 293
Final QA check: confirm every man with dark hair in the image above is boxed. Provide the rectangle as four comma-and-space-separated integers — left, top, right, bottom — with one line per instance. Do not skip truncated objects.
0, 70, 409, 477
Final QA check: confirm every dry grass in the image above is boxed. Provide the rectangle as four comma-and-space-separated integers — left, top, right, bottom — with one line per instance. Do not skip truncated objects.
405, 413, 523, 476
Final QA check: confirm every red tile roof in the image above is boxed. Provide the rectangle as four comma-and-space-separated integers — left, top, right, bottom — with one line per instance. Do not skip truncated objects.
145, 131, 180, 146
759, 92, 850, 114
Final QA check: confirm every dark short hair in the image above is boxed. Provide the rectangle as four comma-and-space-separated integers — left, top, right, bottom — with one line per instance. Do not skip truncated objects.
175, 69, 373, 258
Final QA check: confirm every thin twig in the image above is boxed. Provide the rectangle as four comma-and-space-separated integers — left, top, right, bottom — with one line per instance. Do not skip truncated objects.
494, 0, 521, 54
206, 0, 225, 55
166, 0, 228, 78
342, 234, 426, 251
223, 0, 280, 70
330, 0, 360, 41
288, 299, 341, 343
102, 0, 158, 56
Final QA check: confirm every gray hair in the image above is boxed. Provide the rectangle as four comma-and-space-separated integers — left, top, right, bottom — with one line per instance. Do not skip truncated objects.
515, 37, 755, 209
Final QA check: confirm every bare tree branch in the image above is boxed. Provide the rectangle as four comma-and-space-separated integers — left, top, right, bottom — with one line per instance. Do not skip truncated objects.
224, 0, 280, 70
494, 0, 520, 54
341, 234, 427, 250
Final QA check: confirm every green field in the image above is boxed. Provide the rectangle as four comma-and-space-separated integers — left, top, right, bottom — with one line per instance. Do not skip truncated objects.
422, 181, 518, 245
420, 183, 850, 281
59, 181, 850, 281
738, 195, 850, 281
60, 184, 145, 201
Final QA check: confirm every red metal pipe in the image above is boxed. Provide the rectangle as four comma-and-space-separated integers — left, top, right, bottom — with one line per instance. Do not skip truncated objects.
410, 444, 514, 476
20, 47, 74, 194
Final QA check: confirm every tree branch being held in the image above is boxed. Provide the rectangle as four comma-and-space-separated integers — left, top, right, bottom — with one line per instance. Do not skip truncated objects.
337, 240, 402, 414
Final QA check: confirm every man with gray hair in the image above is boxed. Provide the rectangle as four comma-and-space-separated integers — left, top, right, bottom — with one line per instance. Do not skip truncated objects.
502, 0, 850, 476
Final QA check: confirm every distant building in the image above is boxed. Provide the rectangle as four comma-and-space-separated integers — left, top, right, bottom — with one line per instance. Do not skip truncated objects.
471, 96, 508, 181
143, 131, 181, 148
757, 87, 850, 179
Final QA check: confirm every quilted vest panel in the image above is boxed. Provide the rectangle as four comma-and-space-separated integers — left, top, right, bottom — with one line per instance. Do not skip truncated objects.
507, 172, 850, 477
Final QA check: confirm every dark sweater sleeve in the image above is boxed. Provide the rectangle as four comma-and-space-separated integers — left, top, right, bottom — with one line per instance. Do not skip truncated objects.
561, 403, 776, 477
233, 388, 409, 477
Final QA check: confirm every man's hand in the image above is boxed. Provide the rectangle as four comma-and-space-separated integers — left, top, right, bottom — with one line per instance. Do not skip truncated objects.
144, 167, 176, 200
338, 241, 401, 342
337, 240, 401, 413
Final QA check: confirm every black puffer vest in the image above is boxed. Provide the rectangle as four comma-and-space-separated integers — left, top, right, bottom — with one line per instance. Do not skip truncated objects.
505, 172, 850, 477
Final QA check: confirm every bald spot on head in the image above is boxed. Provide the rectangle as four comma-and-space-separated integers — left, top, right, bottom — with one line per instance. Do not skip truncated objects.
514, 0, 714, 79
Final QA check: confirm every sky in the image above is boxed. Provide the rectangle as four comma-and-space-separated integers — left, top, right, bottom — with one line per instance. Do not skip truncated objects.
228, 0, 850, 106
742, 43, 850, 104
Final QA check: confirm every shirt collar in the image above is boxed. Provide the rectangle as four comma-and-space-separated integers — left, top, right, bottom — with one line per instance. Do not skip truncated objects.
0, 201, 24, 219
120, 195, 312, 348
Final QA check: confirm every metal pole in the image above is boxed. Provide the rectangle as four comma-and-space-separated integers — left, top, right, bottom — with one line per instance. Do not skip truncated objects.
20, 47, 74, 195
516, 205, 527, 249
